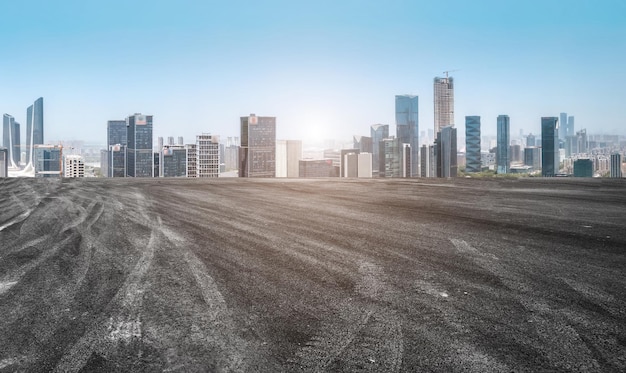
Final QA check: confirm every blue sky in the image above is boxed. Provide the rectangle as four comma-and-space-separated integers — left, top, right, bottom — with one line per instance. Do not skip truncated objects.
1, 0, 625, 145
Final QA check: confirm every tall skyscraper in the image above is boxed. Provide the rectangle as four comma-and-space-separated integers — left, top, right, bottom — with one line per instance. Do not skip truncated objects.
196, 134, 220, 177
379, 138, 409, 178
126, 114, 153, 177
465, 116, 481, 173
370, 124, 389, 175
434, 76, 454, 134
25, 97, 44, 167
558, 113, 575, 141
436, 126, 457, 177
526, 133, 536, 147
353, 135, 373, 154
610, 153, 622, 178
107, 120, 127, 146
395, 95, 419, 176
239, 114, 276, 177
576, 129, 588, 155
541, 117, 559, 177
3, 114, 20, 168
496, 115, 510, 174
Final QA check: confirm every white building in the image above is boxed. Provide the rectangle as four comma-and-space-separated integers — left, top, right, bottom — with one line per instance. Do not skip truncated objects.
64, 154, 85, 178
196, 134, 219, 178
276, 140, 302, 177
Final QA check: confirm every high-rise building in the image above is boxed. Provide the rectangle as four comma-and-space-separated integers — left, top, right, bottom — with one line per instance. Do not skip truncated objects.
239, 114, 276, 177
576, 129, 588, 155
160, 145, 187, 177
108, 144, 126, 177
434, 76, 454, 134
2, 114, 20, 168
25, 97, 44, 167
157, 136, 164, 150
64, 155, 85, 178
379, 138, 407, 178
186, 143, 197, 177
610, 153, 622, 178
167, 136, 175, 146
573, 159, 593, 177
509, 144, 522, 163
34, 144, 62, 178
370, 124, 389, 175
197, 134, 220, 177
358, 153, 373, 178
276, 140, 302, 177
340, 148, 359, 177
177, 136, 184, 146
420, 145, 430, 177
524, 147, 542, 170
353, 135, 373, 154
107, 120, 127, 147
496, 115, 510, 174
559, 113, 575, 141
436, 126, 457, 177
541, 117, 559, 177
465, 116, 481, 173
0, 148, 8, 177
126, 114, 153, 177
395, 95, 419, 176
527, 133, 536, 147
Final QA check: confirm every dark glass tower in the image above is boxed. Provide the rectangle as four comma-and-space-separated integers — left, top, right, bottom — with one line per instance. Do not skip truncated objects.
3, 114, 20, 168
465, 116, 481, 173
239, 114, 276, 177
107, 120, 127, 146
370, 124, 389, 175
25, 97, 44, 166
496, 115, 510, 174
395, 95, 419, 177
126, 114, 153, 177
541, 117, 559, 177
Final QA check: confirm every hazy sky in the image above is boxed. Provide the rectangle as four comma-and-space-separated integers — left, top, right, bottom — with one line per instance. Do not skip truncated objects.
1, 0, 625, 146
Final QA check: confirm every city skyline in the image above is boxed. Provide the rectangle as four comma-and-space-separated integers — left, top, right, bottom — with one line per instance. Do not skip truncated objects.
1, 1, 625, 144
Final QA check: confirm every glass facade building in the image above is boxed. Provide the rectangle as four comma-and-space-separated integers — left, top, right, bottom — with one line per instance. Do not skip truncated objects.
239, 114, 276, 177
2, 114, 20, 168
34, 145, 62, 177
610, 153, 622, 178
395, 95, 419, 176
107, 120, 127, 147
370, 124, 389, 175
161, 145, 187, 177
436, 126, 457, 178
25, 97, 44, 166
126, 114, 153, 177
465, 116, 481, 173
541, 117, 559, 177
496, 115, 510, 174
573, 159, 593, 177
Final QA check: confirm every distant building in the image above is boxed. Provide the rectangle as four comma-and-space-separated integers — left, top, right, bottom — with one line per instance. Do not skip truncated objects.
434, 76, 454, 134
126, 114, 153, 177
370, 124, 389, 175
64, 155, 85, 178
25, 97, 44, 167
526, 133, 536, 147
353, 135, 373, 154
239, 114, 276, 178
153, 152, 160, 177
34, 144, 62, 178
610, 153, 622, 178
167, 136, 175, 146
357, 153, 373, 178
276, 140, 302, 177
436, 126, 457, 177
186, 143, 197, 177
158, 136, 164, 150
541, 117, 559, 177
108, 144, 126, 177
344, 152, 359, 177
160, 145, 187, 177
524, 147, 541, 170
299, 159, 338, 178
576, 129, 588, 155
465, 116, 481, 173
395, 95, 419, 176
380, 138, 409, 178
496, 115, 510, 174
573, 159, 593, 177
340, 148, 359, 177
559, 113, 575, 141
2, 114, 20, 168
420, 145, 430, 177
107, 120, 127, 147
510, 144, 522, 163
196, 134, 220, 177
177, 136, 184, 146
0, 147, 8, 177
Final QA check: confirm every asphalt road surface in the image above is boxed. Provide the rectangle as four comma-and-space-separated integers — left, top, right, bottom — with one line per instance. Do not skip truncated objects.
0, 177, 625, 372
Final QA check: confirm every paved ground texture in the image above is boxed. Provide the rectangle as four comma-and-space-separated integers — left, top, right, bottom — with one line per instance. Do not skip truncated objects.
0, 177, 625, 372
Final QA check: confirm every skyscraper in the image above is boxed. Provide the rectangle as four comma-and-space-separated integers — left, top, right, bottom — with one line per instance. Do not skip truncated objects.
541, 117, 559, 177
25, 97, 44, 167
436, 126, 457, 177
370, 124, 389, 175
610, 153, 622, 178
353, 135, 373, 154
379, 138, 409, 178
465, 116, 481, 173
434, 76, 454, 134
126, 114, 153, 177
3, 114, 20, 168
34, 144, 62, 178
558, 113, 575, 141
196, 134, 220, 177
496, 115, 510, 174
239, 114, 276, 177
108, 120, 127, 146
526, 133, 536, 147
395, 95, 419, 176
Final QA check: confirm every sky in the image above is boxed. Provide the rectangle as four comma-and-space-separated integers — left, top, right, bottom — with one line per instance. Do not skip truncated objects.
1, 0, 625, 146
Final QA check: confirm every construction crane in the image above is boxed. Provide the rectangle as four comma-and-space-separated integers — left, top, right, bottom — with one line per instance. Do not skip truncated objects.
443, 69, 459, 78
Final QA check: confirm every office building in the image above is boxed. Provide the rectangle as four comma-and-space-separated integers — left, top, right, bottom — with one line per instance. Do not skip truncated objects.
357, 153, 373, 178
380, 138, 410, 178
340, 148, 359, 177
395, 95, 419, 176
158, 136, 164, 150
370, 124, 389, 175
239, 114, 276, 177
299, 159, 338, 178
0, 148, 8, 177
436, 126, 457, 177
276, 140, 302, 177
573, 159, 593, 177
25, 97, 44, 167
541, 117, 559, 177
434, 76, 454, 134
177, 136, 184, 146
186, 143, 197, 177
465, 116, 481, 173
344, 152, 359, 177
2, 114, 20, 168
197, 134, 220, 177
610, 153, 622, 178
107, 120, 127, 147
64, 155, 85, 178
34, 144, 62, 178
510, 144, 522, 163
160, 145, 187, 177
353, 135, 373, 154
576, 129, 588, 155
126, 114, 153, 177
524, 147, 541, 171
527, 133, 536, 147
559, 113, 575, 141
108, 144, 126, 177
496, 115, 510, 174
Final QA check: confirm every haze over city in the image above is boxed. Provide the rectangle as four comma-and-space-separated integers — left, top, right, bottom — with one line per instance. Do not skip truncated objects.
1, 0, 625, 144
